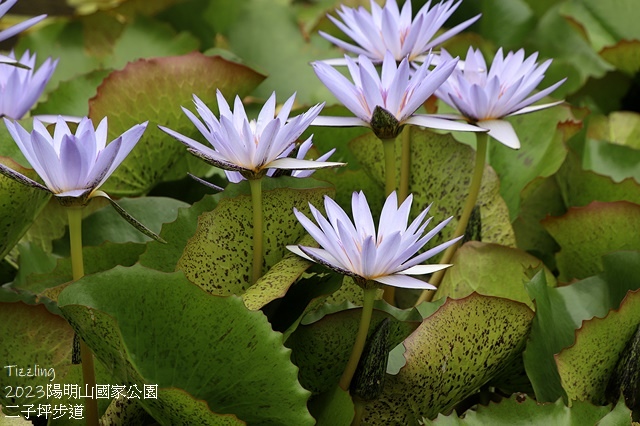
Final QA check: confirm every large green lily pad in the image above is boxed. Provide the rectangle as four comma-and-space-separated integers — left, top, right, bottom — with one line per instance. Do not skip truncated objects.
424, 394, 627, 425
555, 149, 640, 207
89, 52, 265, 196
556, 289, 640, 404
178, 178, 334, 296
58, 265, 314, 425
434, 241, 556, 309
542, 201, 640, 282
523, 253, 640, 403
365, 293, 534, 424
0, 302, 113, 421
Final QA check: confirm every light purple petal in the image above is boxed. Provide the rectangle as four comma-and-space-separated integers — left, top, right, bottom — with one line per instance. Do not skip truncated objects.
373, 274, 436, 289
478, 119, 521, 149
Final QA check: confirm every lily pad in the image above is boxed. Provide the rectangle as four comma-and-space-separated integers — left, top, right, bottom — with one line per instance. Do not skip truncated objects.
424, 394, 626, 425
89, 52, 265, 196
365, 293, 534, 424
286, 300, 422, 394
512, 176, 566, 269
0, 302, 113, 419
542, 201, 640, 282
523, 253, 640, 402
178, 177, 334, 296
241, 235, 314, 311
488, 106, 578, 218
349, 128, 516, 250
556, 289, 640, 404
434, 241, 556, 309
555, 149, 640, 207
600, 40, 640, 75
139, 194, 218, 272
58, 264, 314, 425
0, 158, 50, 259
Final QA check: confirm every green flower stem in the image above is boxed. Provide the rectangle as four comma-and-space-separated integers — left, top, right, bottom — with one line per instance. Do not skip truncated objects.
67, 207, 99, 426
381, 136, 400, 305
381, 138, 397, 196
398, 126, 412, 203
339, 287, 377, 391
249, 178, 264, 284
415, 132, 489, 306
352, 400, 365, 426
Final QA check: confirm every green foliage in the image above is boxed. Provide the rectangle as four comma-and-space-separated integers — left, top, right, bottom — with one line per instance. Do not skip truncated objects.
366, 294, 534, 424
423, 394, 629, 425
58, 265, 314, 425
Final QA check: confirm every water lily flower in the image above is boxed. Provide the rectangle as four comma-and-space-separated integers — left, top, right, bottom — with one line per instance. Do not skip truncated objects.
0, 116, 163, 241
0, 1, 47, 65
159, 91, 343, 180
0, 50, 57, 119
224, 138, 336, 183
436, 47, 566, 149
1, 116, 146, 201
288, 191, 461, 289
320, 0, 480, 64
312, 51, 484, 139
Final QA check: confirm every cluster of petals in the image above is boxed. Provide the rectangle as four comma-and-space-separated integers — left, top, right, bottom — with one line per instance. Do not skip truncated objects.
225, 138, 336, 183
159, 91, 342, 180
0, 50, 57, 119
0, 116, 147, 201
312, 51, 484, 137
288, 191, 461, 289
320, 0, 479, 63
436, 47, 566, 149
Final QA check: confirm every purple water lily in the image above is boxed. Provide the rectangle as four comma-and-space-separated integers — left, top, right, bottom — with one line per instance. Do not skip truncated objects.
0, 50, 57, 119
436, 47, 566, 149
288, 191, 461, 289
320, 0, 480, 64
0, 116, 147, 202
312, 51, 484, 139
159, 91, 343, 180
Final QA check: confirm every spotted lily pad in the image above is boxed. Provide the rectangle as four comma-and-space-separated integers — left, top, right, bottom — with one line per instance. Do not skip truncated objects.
178, 177, 334, 296
58, 265, 314, 425
242, 235, 314, 311
365, 293, 534, 424
556, 289, 640, 404
89, 52, 265, 196
0, 158, 50, 259
523, 253, 640, 403
423, 394, 628, 425
0, 302, 113, 419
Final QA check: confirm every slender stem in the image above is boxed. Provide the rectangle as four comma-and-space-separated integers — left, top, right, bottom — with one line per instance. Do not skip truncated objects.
381, 138, 397, 196
67, 207, 99, 426
352, 400, 365, 426
382, 136, 400, 305
415, 133, 489, 306
398, 126, 411, 203
249, 178, 264, 284
339, 287, 377, 391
